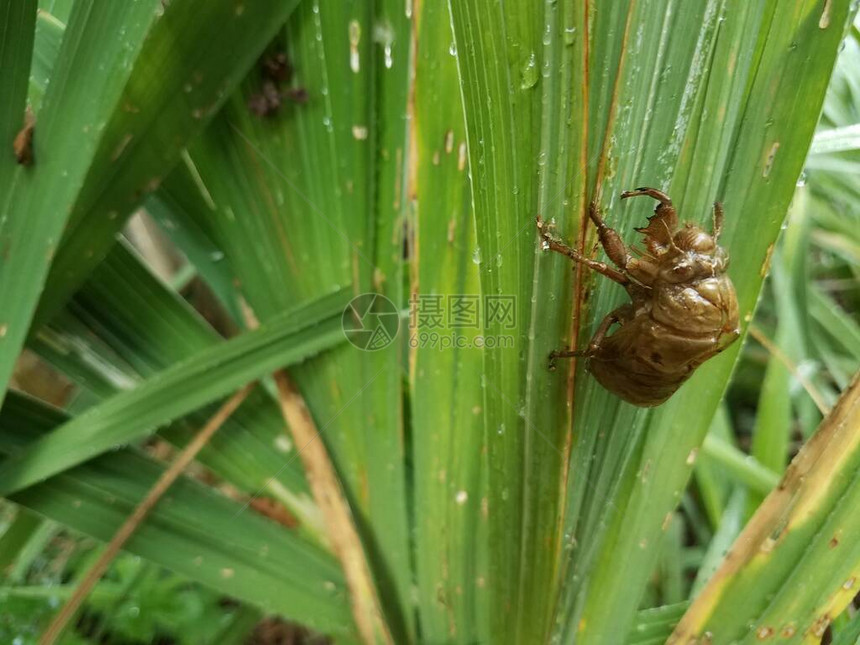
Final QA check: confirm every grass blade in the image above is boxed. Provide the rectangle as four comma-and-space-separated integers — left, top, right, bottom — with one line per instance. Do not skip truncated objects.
32, 242, 323, 539
0, 288, 350, 496
672, 374, 860, 642
831, 609, 860, 645
408, 2, 488, 641
701, 435, 780, 497
0, 0, 159, 409
811, 123, 860, 154
0, 392, 355, 637
0, 507, 43, 573
450, 2, 852, 642
693, 405, 735, 527
39, 384, 253, 645
626, 602, 688, 644
148, 4, 416, 636
0, 0, 36, 195
28, 9, 63, 113
448, 1, 587, 639
32, 0, 303, 328
564, 5, 852, 640
690, 487, 748, 596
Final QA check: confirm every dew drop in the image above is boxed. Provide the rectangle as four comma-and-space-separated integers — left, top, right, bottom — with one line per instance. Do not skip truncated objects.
349, 20, 361, 73
520, 52, 538, 89
542, 23, 552, 46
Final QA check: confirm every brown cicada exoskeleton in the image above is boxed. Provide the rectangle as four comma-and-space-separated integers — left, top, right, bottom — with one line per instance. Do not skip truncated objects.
537, 187, 740, 407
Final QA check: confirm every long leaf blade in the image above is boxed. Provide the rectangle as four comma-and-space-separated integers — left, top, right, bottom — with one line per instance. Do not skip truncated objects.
671, 375, 860, 642
0, 0, 159, 408
32, 242, 324, 540
0, 392, 355, 637
0, 288, 350, 496
148, 4, 417, 636
32, 0, 303, 328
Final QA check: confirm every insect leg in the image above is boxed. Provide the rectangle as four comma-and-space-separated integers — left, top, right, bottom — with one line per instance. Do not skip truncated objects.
712, 201, 724, 242
621, 187, 679, 241
588, 201, 633, 272
548, 305, 632, 370
548, 348, 585, 370
587, 304, 633, 351
620, 187, 673, 206
536, 216, 629, 285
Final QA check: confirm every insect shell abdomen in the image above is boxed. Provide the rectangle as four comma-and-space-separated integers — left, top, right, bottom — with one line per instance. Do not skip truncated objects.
588, 353, 687, 407
585, 280, 735, 407
585, 319, 696, 407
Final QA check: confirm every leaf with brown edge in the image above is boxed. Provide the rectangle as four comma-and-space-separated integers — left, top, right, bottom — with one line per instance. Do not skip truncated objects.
670, 372, 860, 643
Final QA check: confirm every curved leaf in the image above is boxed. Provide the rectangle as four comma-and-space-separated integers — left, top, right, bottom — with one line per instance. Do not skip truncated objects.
0, 288, 349, 496
0, 392, 355, 637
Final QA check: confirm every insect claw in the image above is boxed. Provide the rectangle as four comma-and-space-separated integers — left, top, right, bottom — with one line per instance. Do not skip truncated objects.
620, 187, 674, 208
548, 348, 589, 371
620, 187, 650, 198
